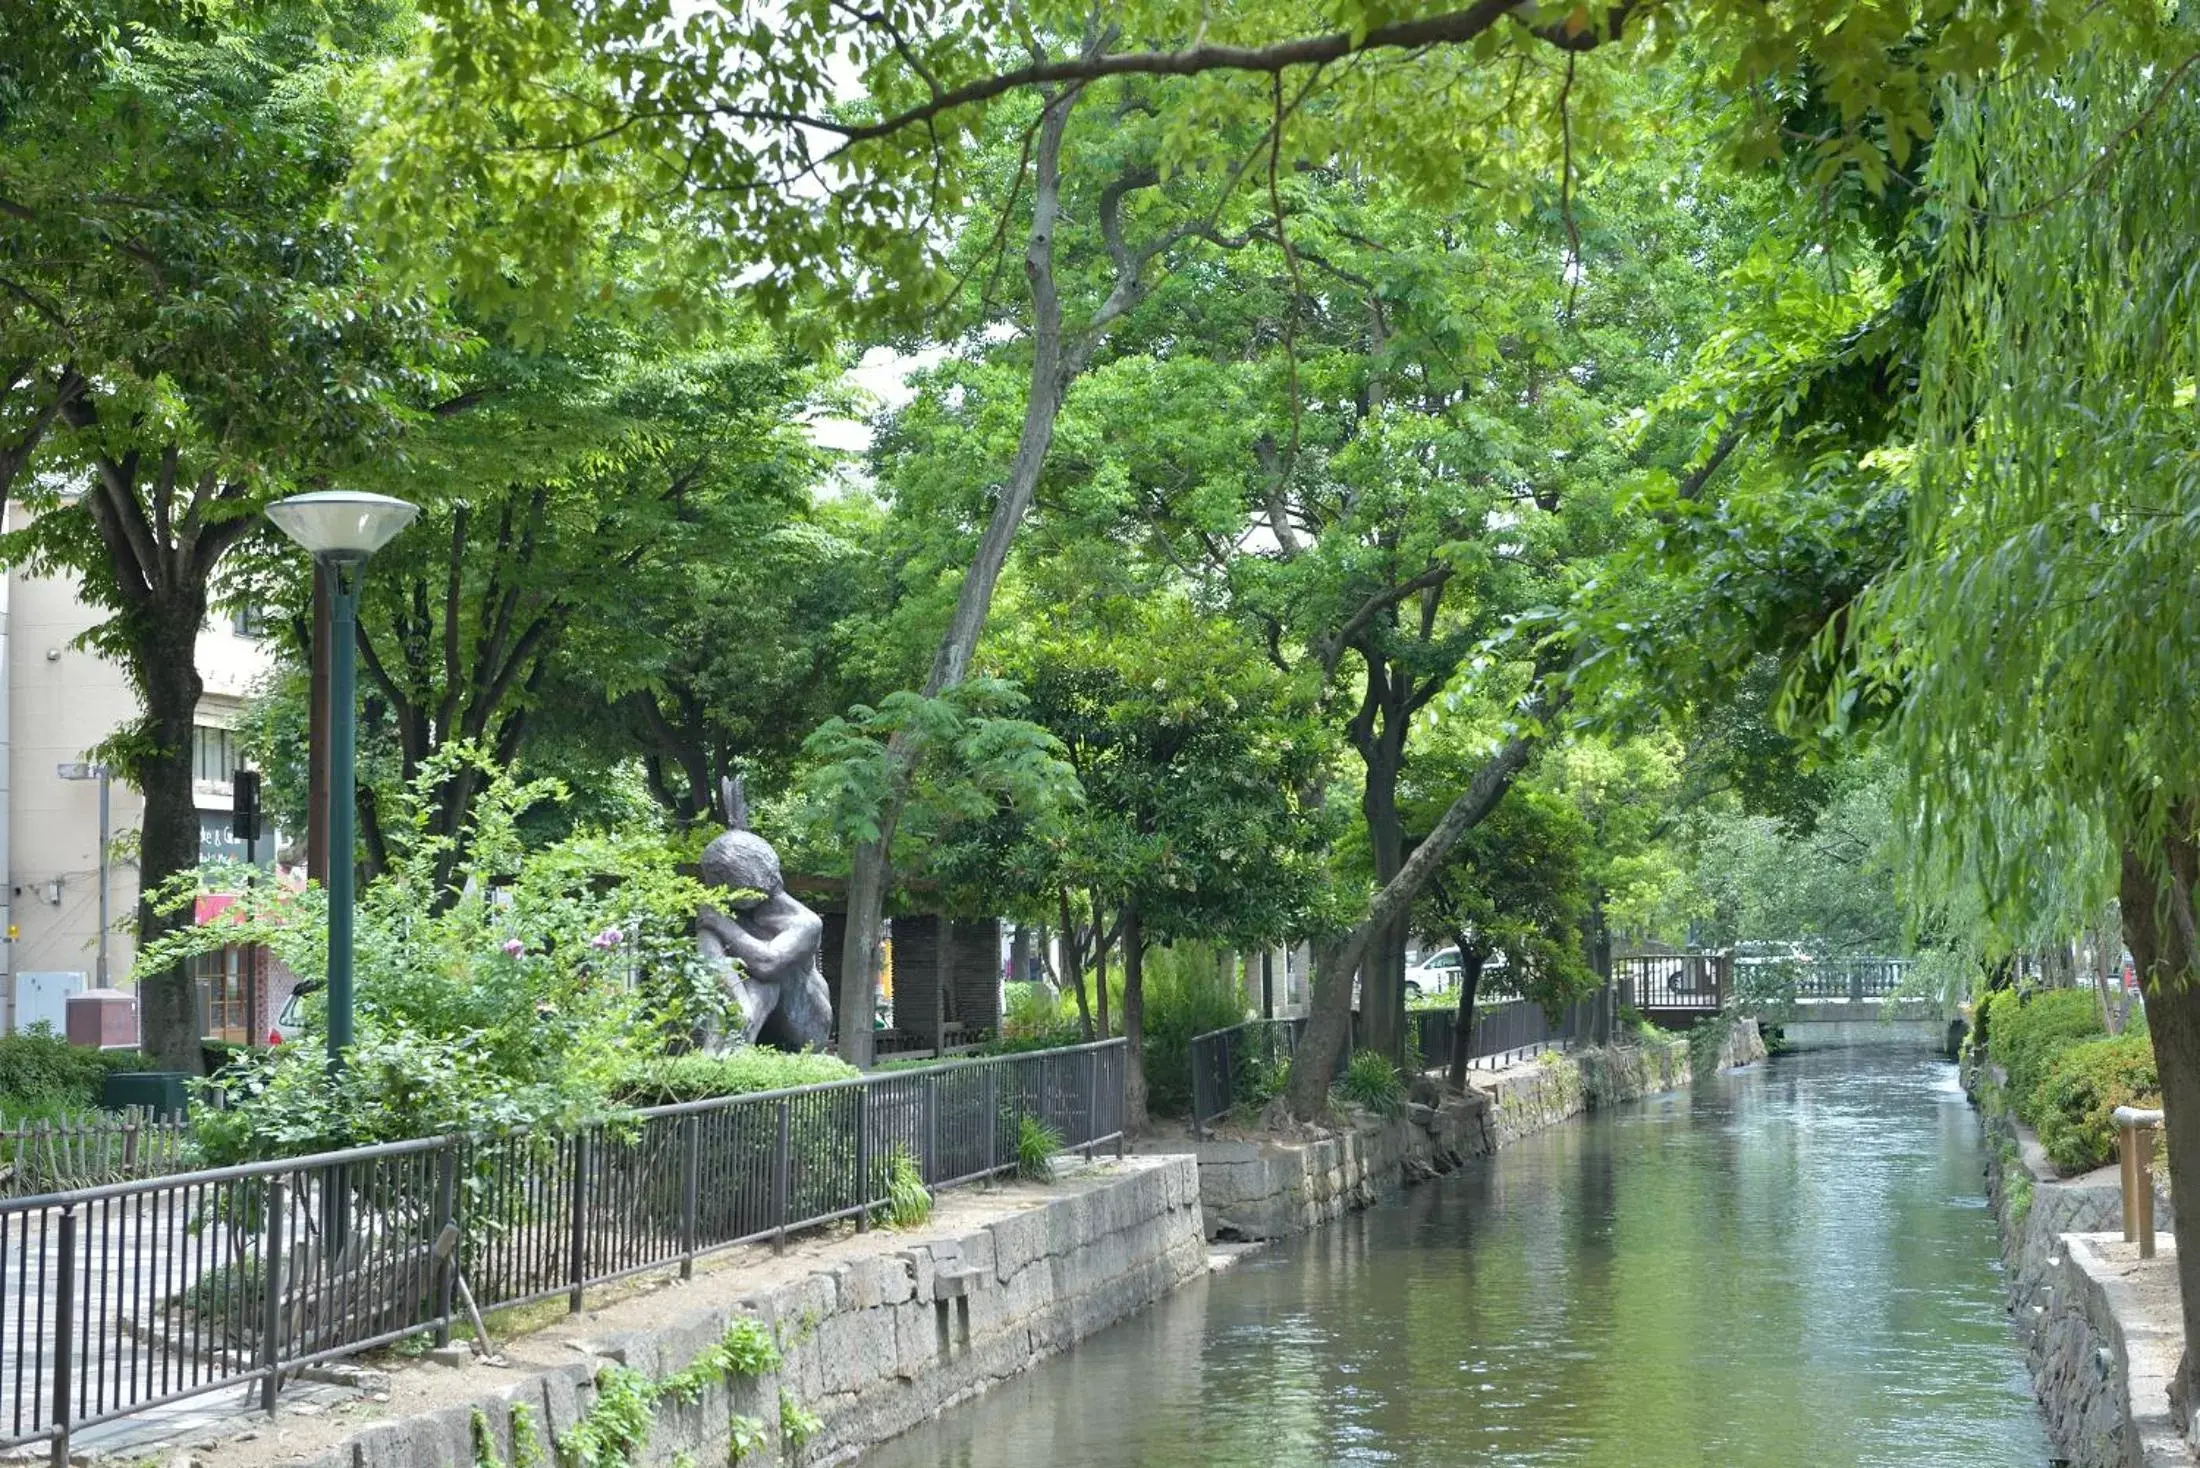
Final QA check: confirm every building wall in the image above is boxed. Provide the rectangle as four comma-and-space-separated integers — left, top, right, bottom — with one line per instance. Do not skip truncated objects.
7, 560, 146, 990
0, 516, 277, 1031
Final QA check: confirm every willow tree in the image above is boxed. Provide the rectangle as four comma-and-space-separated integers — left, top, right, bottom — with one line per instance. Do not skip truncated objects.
1870, 22, 2200, 1403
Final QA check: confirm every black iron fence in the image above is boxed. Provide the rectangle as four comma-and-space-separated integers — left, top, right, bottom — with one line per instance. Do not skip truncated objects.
1614, 953, 1730, 1011
1187, 1019, 1335, 1140
1188, 997, 1604, 1137
1, 1039, 1125, 1457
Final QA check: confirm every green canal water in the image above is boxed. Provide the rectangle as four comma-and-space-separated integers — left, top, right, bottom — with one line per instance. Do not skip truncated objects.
860, 1047, 2050, 1467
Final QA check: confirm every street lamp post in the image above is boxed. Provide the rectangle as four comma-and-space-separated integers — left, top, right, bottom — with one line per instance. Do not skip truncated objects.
266, 491, 417, 1072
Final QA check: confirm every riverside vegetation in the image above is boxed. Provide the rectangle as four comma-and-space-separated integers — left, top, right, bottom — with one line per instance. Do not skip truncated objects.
1974, 988, 2158, 1176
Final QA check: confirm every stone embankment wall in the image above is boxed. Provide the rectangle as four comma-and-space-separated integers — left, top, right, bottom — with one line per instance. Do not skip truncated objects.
272, 1157, 1205, 1468
1187, 1021, 1763, 1242
1970, 1063, 2187, 1468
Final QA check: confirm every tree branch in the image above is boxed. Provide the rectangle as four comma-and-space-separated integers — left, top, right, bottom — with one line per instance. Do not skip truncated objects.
722, 0, 1632, 155
1319, 564, 1454, 681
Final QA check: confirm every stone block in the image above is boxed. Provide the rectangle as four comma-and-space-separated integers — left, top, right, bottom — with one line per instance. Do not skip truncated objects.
991, 1206, 1051, 1282
892, 1299, 937, 1380
956, 1228, 996, 1278
350, 1418, 458, 1468
897, 1246, 935, 1305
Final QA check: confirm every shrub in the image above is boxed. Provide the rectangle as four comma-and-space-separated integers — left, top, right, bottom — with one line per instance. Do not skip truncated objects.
611, 1049, 858, 1106
1988, 987, 2109, 1107
1002, 982, 1067, 1039
1137, 944, 1248, 1118
2034, 1032, 2159, 1175
1687, 1012, 1738, 1077
1335, 1050, 1405, 1117
0, 1024, 153, 1121
138, 750, 728, 1160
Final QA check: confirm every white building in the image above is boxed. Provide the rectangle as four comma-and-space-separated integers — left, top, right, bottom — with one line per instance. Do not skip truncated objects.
0, 515, 279, 1040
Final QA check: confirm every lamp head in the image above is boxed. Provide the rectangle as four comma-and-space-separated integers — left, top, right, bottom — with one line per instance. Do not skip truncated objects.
266, 491, 419, 562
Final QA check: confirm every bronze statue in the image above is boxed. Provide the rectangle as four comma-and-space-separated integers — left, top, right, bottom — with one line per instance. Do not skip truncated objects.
696, 777, 834, 1051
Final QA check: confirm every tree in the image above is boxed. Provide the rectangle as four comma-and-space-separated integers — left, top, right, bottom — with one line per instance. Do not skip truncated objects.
1410, 787, 1596, 1088
370, 0, 2133, 333
587, 494, 898, 825
234, 315, 832, 884
0, 0, 436, 1068
932, 585, 1338, 1124
1857, 23, 2200, 1401
1684, 752, 1906, 956
815, 80, 1276, 1064
993, 130, 1756, 1091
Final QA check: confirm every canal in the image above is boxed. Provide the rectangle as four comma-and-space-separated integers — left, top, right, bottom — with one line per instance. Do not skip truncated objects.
861, 1047, 2050, 1467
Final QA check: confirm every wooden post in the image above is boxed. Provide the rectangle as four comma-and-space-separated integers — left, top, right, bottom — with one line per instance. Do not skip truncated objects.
2114, 1105, 2165, 1257
2120, 1128, 2140, 1244
2136, 1125, 2158, 1259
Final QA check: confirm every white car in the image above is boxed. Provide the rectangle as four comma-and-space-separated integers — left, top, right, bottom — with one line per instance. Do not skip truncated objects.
1405, 948, 1463, 1000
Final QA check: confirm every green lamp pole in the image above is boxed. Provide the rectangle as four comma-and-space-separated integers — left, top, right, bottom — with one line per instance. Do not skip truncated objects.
267, 491, 418, 1072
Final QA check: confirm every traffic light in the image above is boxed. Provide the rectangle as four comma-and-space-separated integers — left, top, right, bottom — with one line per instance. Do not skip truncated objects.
232, 768, 260, 841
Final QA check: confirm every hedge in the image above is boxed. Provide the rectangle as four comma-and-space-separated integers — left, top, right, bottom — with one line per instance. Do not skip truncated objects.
611, 1048, 860, 1106
0, 1023, 155, 1120
1986, 987, 2107, 1103
2033, 1033, 2158, 1175
1980, 986, 2159, 1175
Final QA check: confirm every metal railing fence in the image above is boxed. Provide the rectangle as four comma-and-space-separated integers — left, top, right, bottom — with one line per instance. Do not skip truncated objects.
1, 1039, 1126, 1458
1187, 1019, 1332, 1140
1187, 996, 1604, 1137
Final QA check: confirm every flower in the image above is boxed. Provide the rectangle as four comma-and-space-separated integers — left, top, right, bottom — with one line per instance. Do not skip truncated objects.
589, 927, 625, 950
501, 938, 526, 958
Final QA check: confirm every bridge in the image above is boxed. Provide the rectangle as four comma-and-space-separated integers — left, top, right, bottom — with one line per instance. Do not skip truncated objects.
1615, 953, 1947, 1049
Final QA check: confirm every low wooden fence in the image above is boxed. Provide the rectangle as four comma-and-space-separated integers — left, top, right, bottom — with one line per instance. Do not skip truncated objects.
1, 1113, 193, 1199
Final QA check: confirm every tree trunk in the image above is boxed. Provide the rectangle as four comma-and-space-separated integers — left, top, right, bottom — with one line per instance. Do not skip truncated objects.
1587, 891, 1613, 1045
837, 834, 893, 1065
136, 614, 210, 1073
1446, 947, 1487, 1091
1356, 710, 1410, 1066
1122, 906, 1147, 1130
836, 86, 1085, 1064
1285, 722, 1549, 1118
2092, 922, 2129, 1036
2121, 833, 2200, 1416
1095, 919, 1111, 1037
1291, 938, 1353, 1117
1060, 888, 1093, 1041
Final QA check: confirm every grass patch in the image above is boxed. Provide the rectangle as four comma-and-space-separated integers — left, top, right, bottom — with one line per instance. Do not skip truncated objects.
1015, 1115, 1062, 1182
1334, 1050, 1406, 1117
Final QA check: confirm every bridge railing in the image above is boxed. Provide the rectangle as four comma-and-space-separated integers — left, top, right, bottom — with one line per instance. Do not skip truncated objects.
1614, 953, 1729, 1011
1741, 957, 1914, 1005
1620, 953, 1915, 1011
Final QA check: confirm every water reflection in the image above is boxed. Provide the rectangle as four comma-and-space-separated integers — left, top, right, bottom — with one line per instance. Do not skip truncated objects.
859, 1049, 2048, 1468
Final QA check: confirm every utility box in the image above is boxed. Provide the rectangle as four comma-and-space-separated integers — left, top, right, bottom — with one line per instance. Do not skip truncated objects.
8, 971, 86, 1035
101, 1071, 190, 1119
67, 988, 138, 1049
